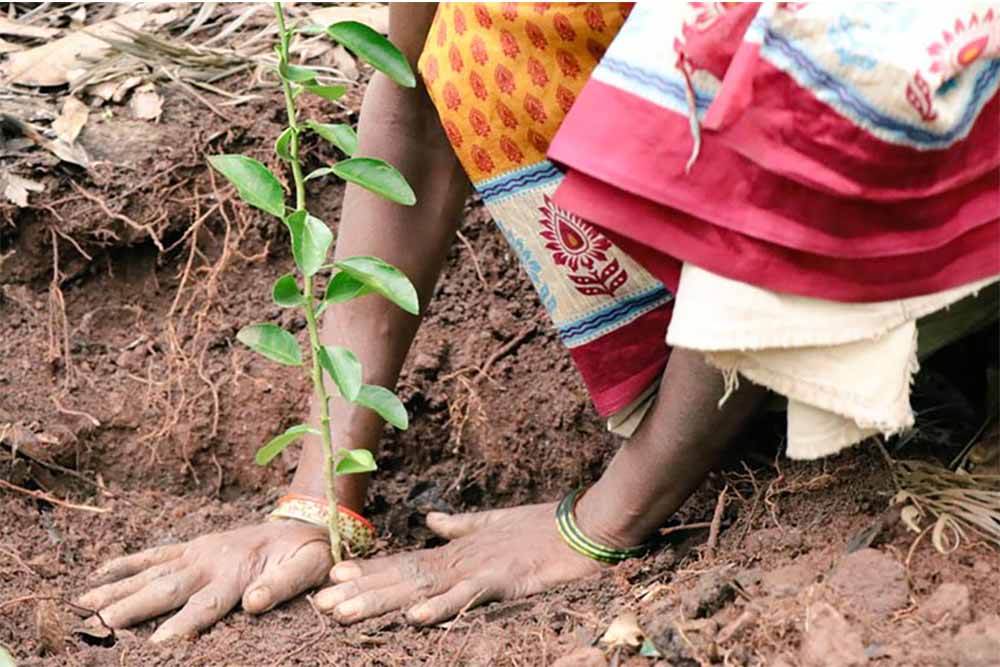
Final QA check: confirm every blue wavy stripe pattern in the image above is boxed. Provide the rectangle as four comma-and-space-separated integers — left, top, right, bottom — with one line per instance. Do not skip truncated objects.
478, 162, 563, 202
558, 286, 673, 347
765, 29, 1000, 146
598, 57, 713, 112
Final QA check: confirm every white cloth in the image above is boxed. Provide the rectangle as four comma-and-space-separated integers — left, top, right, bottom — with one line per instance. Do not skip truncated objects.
665, 264, 997, 459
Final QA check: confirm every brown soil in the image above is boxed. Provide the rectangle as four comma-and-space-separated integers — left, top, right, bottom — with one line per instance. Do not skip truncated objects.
2, 30, 999, 667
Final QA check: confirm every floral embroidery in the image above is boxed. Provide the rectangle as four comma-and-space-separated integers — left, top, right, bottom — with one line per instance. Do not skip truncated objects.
906, 71, 937, 122
538, 196, 628, 297
926, 10, 997, 80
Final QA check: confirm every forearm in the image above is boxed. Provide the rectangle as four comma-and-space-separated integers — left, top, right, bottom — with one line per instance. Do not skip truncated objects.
575, 348, 767, 547
291, 6, 470, 507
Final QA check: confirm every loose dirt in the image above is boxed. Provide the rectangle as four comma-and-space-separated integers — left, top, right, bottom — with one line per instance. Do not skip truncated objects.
2, 36, 998, 667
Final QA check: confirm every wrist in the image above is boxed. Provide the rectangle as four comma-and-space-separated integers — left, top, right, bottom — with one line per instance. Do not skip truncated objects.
571, 485, 651, 550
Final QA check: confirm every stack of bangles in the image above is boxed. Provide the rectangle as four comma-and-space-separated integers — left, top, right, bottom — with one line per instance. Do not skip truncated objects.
555, 488, 652, 564
269, 493, 376, 557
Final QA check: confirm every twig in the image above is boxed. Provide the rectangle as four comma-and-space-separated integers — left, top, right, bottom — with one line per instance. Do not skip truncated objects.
0, 479, 109, 513
435, 588, 489, 664
659, 521, 713, 537
69, 182, 165, 251
456, 230, 490, 291
705, 484, 728, 555
51, 395, 101, 428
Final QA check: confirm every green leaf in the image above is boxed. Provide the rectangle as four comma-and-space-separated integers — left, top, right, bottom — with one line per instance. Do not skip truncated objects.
275, 127, 294, 162
278, 60, 319, 83
272, 273, 303, 307
303, 84, 347, 101
285, 210, 333, 277
237, 323, 302, 366
326, 21, 416, 88
324, 271, 372, 304
639, 639, 662, 658
335, 256, 418, 315
294, 24, 326, 35
332, 157, 416, 206
354, 384, 408, 429
306, 121, 358, 157
207, 155, 285, 218
305, 167, 337, 182
318, 345, 362, 401
256, 424, 318, 465
336, 448, 377, 474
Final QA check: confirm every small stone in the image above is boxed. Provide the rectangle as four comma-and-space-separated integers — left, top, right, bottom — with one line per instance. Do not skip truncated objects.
681, 571, 736, 619
411, 351, 441, 374
800, 602, 868, 667
746, 527, 805, 554
827, 548, 908, 617
551, 646, 608, 667
486, 303, 515, 339
953, 615, 1000, 667
972, 559, 991, 575
761, 561, 816, 597
918, 583, 972, 626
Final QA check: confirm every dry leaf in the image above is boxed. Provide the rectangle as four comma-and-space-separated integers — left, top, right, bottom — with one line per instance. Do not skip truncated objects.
0, 37, 25, 54
331, 44, 359, 81
599, 612, 644, 648
0, 16, 59, 39
112, 76, 144, 103
52, 97, 88, 143
130, 83, 163, 121
34, 598, 65, 656
1, 171, 45, 207
306, 4, 388, 34
1, 8, 183, 86
900, 505, 923, 533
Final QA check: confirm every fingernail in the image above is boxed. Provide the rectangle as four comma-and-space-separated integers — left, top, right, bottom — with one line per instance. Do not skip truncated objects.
409, 605, 429, 624
331, 563, 361, 582
336, 600, 359, 618
246, 587, 270, 610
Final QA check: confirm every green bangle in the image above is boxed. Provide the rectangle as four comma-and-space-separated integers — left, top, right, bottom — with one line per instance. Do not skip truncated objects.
555, 488, 650, 564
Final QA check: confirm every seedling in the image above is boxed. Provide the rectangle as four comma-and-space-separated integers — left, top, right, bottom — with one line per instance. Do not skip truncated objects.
209, 4, 418, 562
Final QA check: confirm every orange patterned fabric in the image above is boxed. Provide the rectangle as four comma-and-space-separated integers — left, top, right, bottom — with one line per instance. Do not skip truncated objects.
418, 2, 632, 183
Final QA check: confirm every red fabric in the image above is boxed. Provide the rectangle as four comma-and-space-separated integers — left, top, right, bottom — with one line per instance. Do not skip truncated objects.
570, 304, 674, 415
557, 169, 1000, 303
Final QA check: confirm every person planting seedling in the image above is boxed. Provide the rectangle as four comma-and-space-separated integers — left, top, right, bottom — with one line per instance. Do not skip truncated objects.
77, 2, 998, 645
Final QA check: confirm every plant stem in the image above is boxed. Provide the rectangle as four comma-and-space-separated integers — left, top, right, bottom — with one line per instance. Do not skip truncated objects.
274, 2, 342, 563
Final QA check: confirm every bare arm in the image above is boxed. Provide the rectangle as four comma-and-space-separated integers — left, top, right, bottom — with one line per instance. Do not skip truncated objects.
291, 3, 471, 509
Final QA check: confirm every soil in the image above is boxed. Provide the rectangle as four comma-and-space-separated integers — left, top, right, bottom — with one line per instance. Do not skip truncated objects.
2, 12, 999, 667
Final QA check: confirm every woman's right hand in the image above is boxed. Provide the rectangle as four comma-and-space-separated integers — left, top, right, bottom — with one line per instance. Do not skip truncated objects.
76, 520, 332, 642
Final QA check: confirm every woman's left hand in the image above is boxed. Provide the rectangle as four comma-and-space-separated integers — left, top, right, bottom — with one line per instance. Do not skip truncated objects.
314, 502, 603, 625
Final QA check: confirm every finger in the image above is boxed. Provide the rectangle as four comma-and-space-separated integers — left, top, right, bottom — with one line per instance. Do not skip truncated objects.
90, 544, 184, 586
150, 582, 242, 643
92, 569, 202, 629
242, 540, 332, 614
77, 562, 177, 612
425, 509, 507, 540
315, 569, 409, 612
406, 579, 494, 626
329, 551, 414, 584
331, 580, 438, 625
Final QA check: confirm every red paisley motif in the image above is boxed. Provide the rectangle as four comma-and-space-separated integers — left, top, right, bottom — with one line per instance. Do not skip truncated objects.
469, 108, 491, 137
502, 2, 518, 21
469, 70, 488, 100
585, 5, 607, 32
524, 94, 548, 124
443, 82, 461, 110
525, 21, 548, 50
443, 119, 463, 148
528, 129, 549, 154
453, 7, 467, 35
586, 38, 607, 63
423, 55, 439, 85
474, 3, 492, 28
496, 100, 518, 129
471, 36, 489, 65
501, 29, 521, 59
436, 16, 447, 46
556, 85, 576, 113
528, 57, 550, 87
556, 49, 582, 78
500, 136, 524, 163
553, 13, 577, 41
533, 2, 551, 14
449, 44, 464, 73
471, 145, 495, 173
494, 63, 516, 94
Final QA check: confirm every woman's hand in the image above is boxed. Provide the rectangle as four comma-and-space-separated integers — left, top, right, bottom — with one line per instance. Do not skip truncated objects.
77, 520, 331, 642
314, 503, 604, 626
